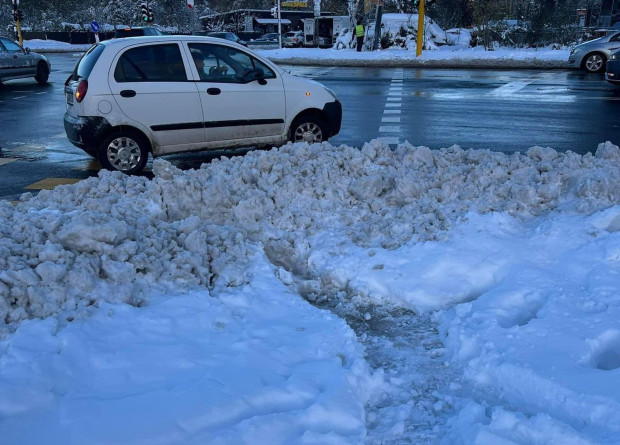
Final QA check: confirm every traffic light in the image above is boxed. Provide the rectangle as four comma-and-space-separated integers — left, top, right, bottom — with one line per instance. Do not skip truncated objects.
148, 7, 154, 22
17, 9, 23, 21
140, 3, 148, 22
413, 0, 419, 6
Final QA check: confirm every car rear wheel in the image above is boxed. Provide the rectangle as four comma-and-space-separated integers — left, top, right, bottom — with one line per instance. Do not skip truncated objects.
98, 130, 149, 174
583, 52, 606, 73
34, 62, 49, 85
290, 116, 327, 144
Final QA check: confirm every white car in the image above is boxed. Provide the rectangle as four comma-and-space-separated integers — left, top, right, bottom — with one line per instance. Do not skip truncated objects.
282, 31, 304, 48
64, 35, 341, 174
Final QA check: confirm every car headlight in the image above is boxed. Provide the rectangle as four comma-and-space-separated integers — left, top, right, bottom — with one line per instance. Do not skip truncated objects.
611, 53, 619, 60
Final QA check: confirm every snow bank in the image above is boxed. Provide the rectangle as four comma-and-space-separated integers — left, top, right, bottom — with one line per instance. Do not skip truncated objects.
0, 140, 618, 443
2, 141, 617, 330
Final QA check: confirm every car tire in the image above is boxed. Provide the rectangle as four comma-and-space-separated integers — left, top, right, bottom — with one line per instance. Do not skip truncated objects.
290, 115, 327, 144
98, 130, 149, 174
582, 52, 606, 73
34, 62, 49, 85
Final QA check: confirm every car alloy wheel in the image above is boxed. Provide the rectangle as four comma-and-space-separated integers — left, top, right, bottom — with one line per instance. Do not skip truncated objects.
98, 131, 149, 174
291, 117, 325, 143
584, 53, 606, 73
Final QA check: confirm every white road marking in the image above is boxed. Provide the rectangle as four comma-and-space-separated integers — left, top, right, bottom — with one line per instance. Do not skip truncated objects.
379, 126, 401, 132
387, 96, 401, 101
382, 116, 401, 123
377, 136, 400, 145
489, 73, 552, 96
384, 109, 401, 114
13, 96, 26, 100
385, 102, 402, 107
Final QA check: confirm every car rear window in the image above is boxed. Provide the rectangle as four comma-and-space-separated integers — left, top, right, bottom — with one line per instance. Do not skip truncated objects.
75, 44, 105, 80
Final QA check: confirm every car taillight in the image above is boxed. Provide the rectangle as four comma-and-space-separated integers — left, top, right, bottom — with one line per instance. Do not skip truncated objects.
75, 79, 88, 103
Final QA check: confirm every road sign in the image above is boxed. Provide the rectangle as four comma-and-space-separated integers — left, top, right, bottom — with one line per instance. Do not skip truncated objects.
90, 20, 100, 32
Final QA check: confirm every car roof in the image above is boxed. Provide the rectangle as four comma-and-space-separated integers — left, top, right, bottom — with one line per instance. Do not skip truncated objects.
99, 35, 246, 50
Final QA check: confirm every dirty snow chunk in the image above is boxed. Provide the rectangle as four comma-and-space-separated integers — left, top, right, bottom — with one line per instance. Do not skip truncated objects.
596, 141, 620, 159
57, 214, 132, 253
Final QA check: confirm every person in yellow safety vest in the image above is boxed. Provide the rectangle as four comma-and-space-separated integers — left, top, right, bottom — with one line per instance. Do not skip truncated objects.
355, 21, 364, 52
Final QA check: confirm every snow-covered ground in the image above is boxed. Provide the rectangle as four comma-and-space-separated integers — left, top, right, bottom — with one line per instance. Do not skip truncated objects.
22, 37, 571, 69
1, 139, 619, 444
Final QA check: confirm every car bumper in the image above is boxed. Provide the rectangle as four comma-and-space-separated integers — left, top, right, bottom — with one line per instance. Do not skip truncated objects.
63, 113, 112, 156
323, 100, 342, 137
606, 59, 620, 84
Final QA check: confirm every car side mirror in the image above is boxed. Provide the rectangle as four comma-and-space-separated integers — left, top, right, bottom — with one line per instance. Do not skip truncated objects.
25, 47, 31, 54
242, 68, 267, 85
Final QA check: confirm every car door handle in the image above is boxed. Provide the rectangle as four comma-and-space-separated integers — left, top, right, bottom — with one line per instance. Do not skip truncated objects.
120, 90, 136, 98
207, 88, 221, 95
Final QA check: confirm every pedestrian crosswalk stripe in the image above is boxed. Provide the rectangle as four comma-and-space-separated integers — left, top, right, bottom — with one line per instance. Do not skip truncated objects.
377, 137, 400, 145
25, 178, 82, 190
382, 117, 400, 123
379, 126, 400, 132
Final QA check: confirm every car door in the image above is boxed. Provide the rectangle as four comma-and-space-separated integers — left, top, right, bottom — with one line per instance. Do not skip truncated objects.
108, 42, 205, 150
0, 38, 29, 78
186, 42, 285, 144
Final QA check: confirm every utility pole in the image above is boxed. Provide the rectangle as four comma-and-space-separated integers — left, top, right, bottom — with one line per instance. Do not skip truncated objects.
278, 0, 282, 49
272, 1, 282, 48
416, 0, 425, 57
372, 2, 383, 50
12, 0, 23, 46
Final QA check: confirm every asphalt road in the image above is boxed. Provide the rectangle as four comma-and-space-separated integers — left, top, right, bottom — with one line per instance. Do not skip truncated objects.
0, 52, 619, 201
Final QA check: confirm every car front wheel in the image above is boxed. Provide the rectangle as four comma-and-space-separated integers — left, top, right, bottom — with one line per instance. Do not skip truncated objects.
290, 116, 327, 144
34, 62, 49, 85
583, 52, 606, 73
98, 131, 149, 174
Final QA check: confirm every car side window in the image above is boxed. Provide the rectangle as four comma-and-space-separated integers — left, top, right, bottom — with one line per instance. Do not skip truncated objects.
612, 33, 620, 42
114, 43, 187, 82
1, 38, 23, 52
188, 43, 276, 83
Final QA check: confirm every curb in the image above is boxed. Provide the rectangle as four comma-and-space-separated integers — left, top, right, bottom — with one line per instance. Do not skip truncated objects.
264, 57, 571, 69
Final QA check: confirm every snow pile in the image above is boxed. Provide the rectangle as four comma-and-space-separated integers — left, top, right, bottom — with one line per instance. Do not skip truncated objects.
2, 141, 618, 329
0, 140, 618, 443
434, 206, 620, 444
0, 254, 377, 445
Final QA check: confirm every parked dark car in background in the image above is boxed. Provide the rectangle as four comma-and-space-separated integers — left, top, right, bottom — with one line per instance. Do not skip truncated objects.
605, 50, 620, 86
255, 33, 280, 43
0, 37, 50, 85
207, 32, 247, 47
